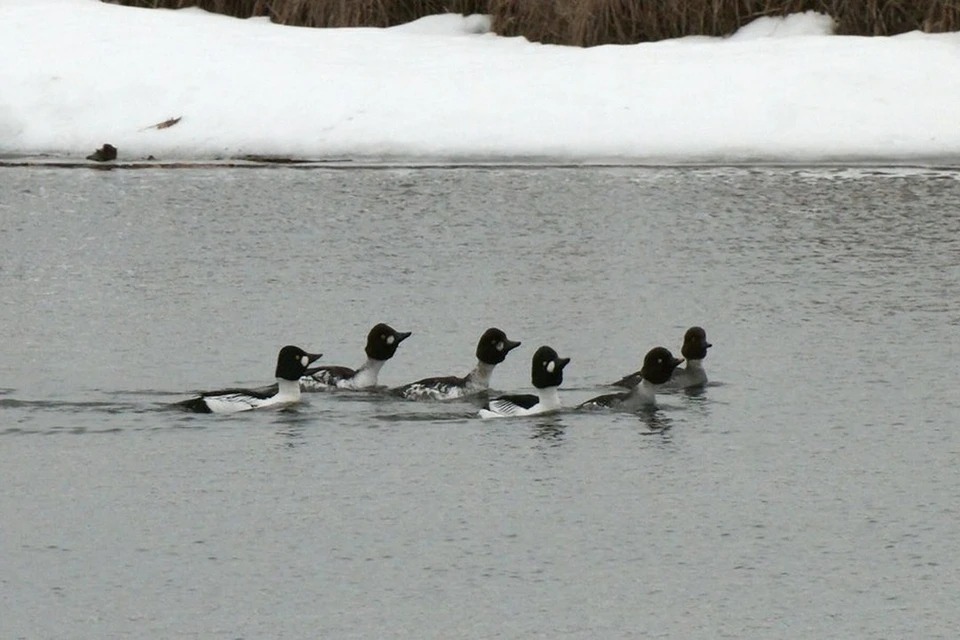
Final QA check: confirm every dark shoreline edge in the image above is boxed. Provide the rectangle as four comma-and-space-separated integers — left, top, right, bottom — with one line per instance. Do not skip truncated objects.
2, 156, 960, 171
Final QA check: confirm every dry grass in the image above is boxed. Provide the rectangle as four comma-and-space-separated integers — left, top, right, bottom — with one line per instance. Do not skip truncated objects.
103, 0, 960, 42
104, 0, 487, 26
490, 0, 960, 45
103, 0, 270, 19
274, 1, 488, 28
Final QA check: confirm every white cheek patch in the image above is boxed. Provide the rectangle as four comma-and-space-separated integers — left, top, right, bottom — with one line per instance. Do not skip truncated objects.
496, 342, 504, 352
301, 355, 309, 367
386, 335, 395, 345
546, 361, 556, 373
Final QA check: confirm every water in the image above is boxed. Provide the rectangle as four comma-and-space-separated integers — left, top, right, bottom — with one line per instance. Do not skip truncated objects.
2, 166, 959, 639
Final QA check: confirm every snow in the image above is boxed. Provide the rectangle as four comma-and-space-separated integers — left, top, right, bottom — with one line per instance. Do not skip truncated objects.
2, 0, 960, 164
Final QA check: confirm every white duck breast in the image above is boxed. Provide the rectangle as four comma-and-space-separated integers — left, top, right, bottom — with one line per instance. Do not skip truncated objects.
481, 387, 561, 418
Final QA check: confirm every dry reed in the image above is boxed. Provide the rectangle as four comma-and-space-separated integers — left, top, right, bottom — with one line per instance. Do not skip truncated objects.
103, 0, 487, 26
490, 0, 960, 45
103, 0, 960, 43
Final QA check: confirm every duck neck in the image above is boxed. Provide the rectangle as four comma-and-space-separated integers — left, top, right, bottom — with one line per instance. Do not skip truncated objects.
537, 386, 561, 411
275, 378, 302, 401
629, 379, 658, 402
465, 361, 496, 390
684, 358, 705, 372
352, 358, 386, 388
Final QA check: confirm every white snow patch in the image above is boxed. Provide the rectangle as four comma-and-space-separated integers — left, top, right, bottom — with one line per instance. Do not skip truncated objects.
729, 11, 836, 40
1, 1, 959, 163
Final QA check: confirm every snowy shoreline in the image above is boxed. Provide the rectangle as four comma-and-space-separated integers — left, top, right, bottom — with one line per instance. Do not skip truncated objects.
3, 1, 960, 164
5, 158, 960, 172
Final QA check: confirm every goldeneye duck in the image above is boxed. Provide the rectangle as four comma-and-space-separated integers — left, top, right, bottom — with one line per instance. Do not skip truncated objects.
393, 327, 521, 401
478, 345, 570, 419
664, 326, 712, 389
177, 345, 323, 414
581, 347, 683, 411
609, 326, 711, 389
301, 323, 411, 391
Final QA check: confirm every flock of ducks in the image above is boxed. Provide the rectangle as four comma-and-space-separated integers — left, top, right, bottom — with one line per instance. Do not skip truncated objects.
177, 325, 712, 418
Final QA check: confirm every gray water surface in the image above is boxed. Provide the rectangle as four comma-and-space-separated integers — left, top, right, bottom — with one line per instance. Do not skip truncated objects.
2, 166, 959, 639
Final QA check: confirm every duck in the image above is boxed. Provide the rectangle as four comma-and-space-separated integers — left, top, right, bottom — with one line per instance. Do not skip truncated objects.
178, 345, 323, 414
300, 323, 411, 391
664, 326, 712, 389
610, 326, 711, 389
392, 327, 521, 401
581, 347, 683, 411
478, 346, 570, 419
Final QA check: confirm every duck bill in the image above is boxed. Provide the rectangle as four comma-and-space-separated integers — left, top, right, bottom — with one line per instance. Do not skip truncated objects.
672, 357, 685, 369
303, 352, 324, 376
505, 339, 522, 352
396, 331, 412, 343
557, 357, 571, 370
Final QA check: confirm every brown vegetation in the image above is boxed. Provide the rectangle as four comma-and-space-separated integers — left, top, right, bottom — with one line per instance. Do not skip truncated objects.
103, 0, 960, 44
491, 0, 960, 46
274, 1, 488, 28
106, 0, 486, 27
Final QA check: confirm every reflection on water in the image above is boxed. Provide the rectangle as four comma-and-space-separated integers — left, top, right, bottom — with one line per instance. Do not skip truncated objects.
530, 416, 566, 443
636, 407, 674, 435
273, 422, 308, 448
